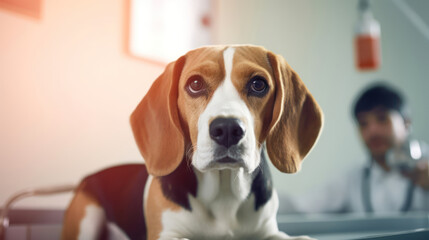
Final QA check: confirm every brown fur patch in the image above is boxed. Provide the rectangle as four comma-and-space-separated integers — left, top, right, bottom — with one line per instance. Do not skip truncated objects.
265, 52, 323, 173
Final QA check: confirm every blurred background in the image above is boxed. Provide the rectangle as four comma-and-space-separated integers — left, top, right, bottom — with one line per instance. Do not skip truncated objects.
0, 0, 428, 211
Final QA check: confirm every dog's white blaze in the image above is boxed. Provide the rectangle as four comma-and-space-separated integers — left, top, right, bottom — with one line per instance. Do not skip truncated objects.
193, 47, 258, 173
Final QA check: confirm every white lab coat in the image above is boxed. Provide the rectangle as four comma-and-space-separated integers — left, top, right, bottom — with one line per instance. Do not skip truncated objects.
278, 162, 429, 214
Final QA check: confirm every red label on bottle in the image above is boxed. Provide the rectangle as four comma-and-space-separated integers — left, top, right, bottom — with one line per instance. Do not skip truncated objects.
355, 35, 380, 70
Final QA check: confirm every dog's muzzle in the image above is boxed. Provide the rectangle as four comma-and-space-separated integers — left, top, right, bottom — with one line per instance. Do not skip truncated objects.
207, 117, 248, 170
209, 117, 245, 148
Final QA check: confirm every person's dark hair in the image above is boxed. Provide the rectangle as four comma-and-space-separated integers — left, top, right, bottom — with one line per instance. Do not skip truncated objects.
353, 82, 409, 120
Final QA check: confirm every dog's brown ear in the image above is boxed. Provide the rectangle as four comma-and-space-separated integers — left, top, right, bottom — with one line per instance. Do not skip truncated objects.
266, 52, 323, 173
130, 56, 186, 176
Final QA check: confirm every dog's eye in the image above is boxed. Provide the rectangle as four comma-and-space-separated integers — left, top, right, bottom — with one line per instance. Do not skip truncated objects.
186, 76, 207, 97
248, 76, 268, 97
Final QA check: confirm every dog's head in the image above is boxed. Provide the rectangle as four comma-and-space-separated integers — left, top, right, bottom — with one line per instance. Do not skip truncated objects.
130, 45, 323, 176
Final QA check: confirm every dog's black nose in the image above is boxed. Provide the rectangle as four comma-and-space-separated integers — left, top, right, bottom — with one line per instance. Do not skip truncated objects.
209, 118, 245, 148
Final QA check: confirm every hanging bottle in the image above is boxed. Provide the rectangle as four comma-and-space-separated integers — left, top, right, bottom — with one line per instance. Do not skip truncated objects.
355, 0, 381, 71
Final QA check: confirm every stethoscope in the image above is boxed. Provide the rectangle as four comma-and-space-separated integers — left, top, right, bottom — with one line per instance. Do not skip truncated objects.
361, 159, 415, 212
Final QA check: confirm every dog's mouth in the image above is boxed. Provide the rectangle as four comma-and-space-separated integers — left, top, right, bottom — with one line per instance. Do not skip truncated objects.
213, 144, 246, 159
192, 139, 255, 172
206, 156, 246, 171
216, 157, 238, 163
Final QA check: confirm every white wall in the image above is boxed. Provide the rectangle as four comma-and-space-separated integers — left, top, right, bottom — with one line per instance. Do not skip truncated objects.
215, 0, 429, 195
0, 0, 164, 208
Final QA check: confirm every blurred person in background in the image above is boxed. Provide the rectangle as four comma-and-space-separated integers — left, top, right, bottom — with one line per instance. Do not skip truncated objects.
279, 82, 429, 214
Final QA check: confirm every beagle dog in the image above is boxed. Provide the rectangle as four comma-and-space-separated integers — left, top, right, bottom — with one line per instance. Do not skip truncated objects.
62, 45, 323, 240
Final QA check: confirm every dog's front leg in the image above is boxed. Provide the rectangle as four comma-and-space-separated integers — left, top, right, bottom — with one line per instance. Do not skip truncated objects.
265, 231, 316, 240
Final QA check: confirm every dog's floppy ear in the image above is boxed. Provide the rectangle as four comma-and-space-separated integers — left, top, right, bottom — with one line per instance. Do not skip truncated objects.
266, 52, 323, 173
130, 56, 186, 177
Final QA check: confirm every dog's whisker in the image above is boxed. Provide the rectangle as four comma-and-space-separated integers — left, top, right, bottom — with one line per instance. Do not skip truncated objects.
185, 145, 195, 159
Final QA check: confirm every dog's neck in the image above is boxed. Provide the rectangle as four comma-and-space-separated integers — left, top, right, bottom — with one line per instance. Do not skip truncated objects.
193, 168, 252, 220
192, 151, 273, 223
195, 168, 252, 202
159, 150, 273, 217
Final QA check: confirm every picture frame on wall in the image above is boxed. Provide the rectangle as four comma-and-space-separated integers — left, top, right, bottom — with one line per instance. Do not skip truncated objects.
127, 0, 214, 64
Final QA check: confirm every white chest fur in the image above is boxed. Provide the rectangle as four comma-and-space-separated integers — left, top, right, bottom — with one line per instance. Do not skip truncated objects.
158, 169, 280, 240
